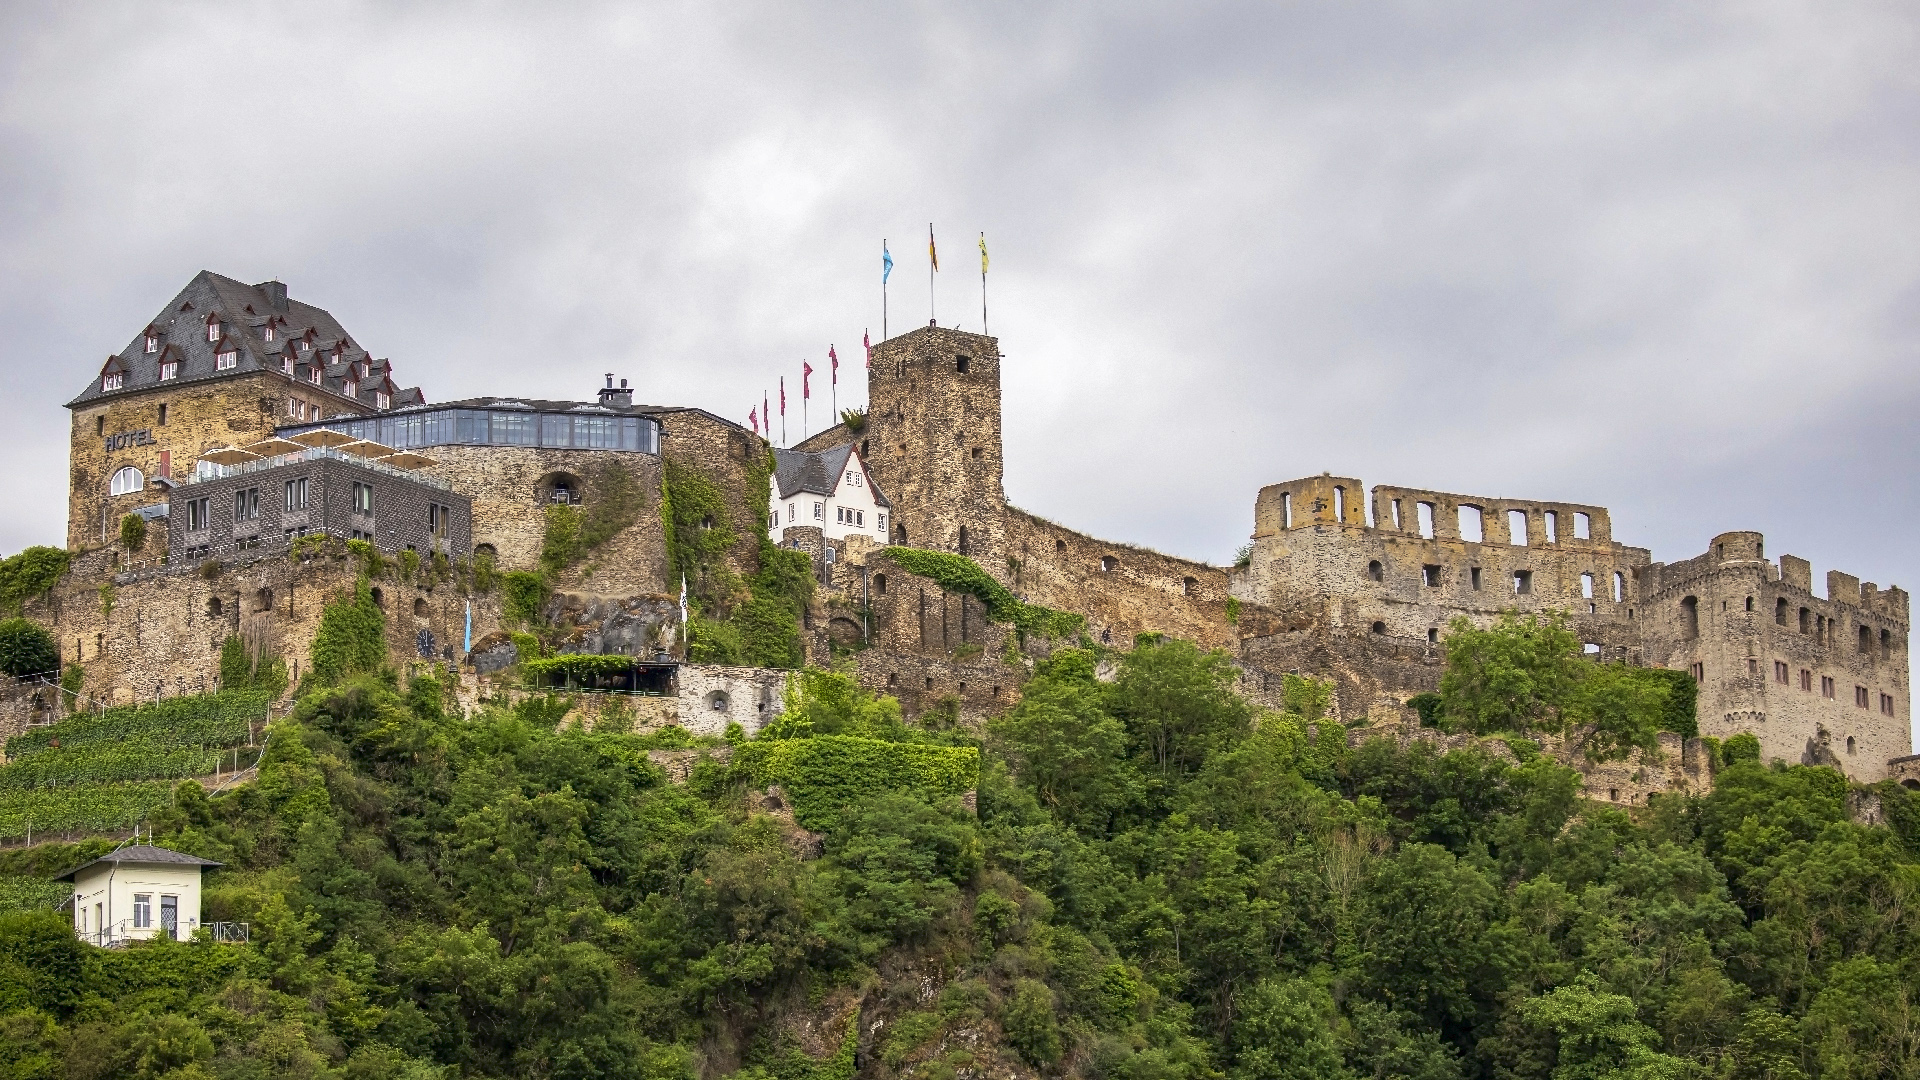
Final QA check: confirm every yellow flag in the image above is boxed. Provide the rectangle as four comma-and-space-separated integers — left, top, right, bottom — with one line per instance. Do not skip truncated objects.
979, 233, 989, 274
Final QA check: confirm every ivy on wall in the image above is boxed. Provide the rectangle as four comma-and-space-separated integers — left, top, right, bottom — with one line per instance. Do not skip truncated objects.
733, 734, 979, 829
882, 547, 1084, 641
309, 579, 386, 685
0, 546, 70, 614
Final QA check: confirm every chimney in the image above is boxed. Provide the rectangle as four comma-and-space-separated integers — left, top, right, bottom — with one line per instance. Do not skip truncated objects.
256, 280, 289, 312
598, 374, 633, 409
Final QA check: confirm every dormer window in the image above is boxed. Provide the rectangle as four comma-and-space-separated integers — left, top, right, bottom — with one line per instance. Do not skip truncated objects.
298, 339, 311, 352
144, 332, 158, 354
102, 372, 123, 392
215, 349, 237, 370
308, 367, 321, 385
207, 319, 222, 342
281, 357, 294, 376
159, 360, 178, 381
344, 379, 359, 398
376, 391, 390, 410
263, 323, 276, 342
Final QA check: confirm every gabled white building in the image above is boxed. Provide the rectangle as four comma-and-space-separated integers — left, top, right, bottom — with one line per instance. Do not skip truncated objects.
770, 444, 891, 545
57, 844, 220, 946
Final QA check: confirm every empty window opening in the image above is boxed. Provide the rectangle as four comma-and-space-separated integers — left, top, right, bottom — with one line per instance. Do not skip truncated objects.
1775, 598, 1788, 625
1859, 625, 1872, 654
1847, 736, 1856, 754
1371, 621, 1385, 635
1391, 499, 1403, 530
1690, 661, 1705, 682
1514, 570, 1533, 595
1509, 509, 1529, 546
886, 672, 897, 687
955, 354, 970, 373
254, 588, 273, 613
1882, 693, 1896, 716
1544, 510, 1558, 542
957, 526, 969, 554
709, 691, 730, 712
1800, 669, 1812, 691
1748, 658, 1758, 675
1458, 505, 1484, 543
206, 597, 223, 618
874, 573, 887, 596
370, 587, 384, 608
1100, 555, 1118, 573
1054, 538, 1066, 553
971, 447, 982, 459
1470, 567, 1482, 591
1821, 676, 1835, 699
1744, 595, 1753, 612
1681, 596, 1699, 637
1799, 607, 1811, 634
1427, 627, 1439, 644
1281, 492, 1293, 529
1423, 564, 1441, 587
1855, 685, 1869, 708
1182, 576, 1198, 596
1417, 502, 1435, 539
1609, 789, 1619, 802
1881, 629, 1892, 659
157, 403, 168, 426
1613, 572, 1626, 603
1775, 661, 1789, 683
895, 524, 907, 544
1581, 573, 1594, 599
1367, 560, 1383, 583
413, 598, 428, 618
1333, 485, 1346, 523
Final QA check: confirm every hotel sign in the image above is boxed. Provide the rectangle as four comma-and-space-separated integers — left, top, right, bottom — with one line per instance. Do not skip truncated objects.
105, 429, 155, 452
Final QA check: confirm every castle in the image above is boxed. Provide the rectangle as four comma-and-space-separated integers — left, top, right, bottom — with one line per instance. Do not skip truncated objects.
10, 271, 1912, 791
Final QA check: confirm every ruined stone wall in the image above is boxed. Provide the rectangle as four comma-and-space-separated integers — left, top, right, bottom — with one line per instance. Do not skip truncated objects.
677, 665, 787, 736
852, 551, 1025, 724
1637, 531, 1911, 781
420, 445, 664, 592
1237, 475, 1651, 658
656, 408, 770, 582
1004, 507, 1235, 651
860, 327, 1008, 582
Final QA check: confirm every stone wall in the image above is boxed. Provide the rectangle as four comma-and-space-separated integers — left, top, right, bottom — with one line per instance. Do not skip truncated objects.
1004, 507, 1235, 651
168, 455, 471, 562
677, 665, 787, 736
1637, 531, 1911, 781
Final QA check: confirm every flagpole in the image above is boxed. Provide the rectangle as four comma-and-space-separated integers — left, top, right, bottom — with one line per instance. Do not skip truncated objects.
803, 363, 808, 439
929, 223, 936, 326
980, 231, 988, 336
882, 239, 888, 341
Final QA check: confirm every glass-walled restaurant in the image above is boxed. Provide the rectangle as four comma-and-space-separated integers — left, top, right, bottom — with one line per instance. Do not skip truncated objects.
281, 403, 660, 454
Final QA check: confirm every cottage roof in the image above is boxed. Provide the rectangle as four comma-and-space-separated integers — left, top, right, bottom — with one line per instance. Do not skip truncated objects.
54, 844, 222, 882
772, 444, 890, 508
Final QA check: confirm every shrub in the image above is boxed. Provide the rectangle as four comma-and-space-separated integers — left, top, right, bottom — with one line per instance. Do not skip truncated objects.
687, 617, 744, 664
540, 504, 584, 575
0, 546, 70, 613
1002, 979, 1063, 1066
118, 514, 147, 552
501, 572, 548, 625
732, 735, 979, 829
0, 618, 58, 678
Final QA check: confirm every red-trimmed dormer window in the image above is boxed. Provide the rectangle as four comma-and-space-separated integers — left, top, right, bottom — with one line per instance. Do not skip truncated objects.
298, 338, 311, 353
144, 332, 158, 354
102, 372, 123, 392
308, 367, 321, 385
207, 318, 222, 343
344, 379, 359, 398
376, 391, 390, 410
281, 357, 294, 376
264, 323, 276, 342
215, 348, 238, 370
160, 360, 178, 381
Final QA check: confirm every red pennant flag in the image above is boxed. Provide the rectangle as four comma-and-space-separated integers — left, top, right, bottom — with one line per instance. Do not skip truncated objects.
863, 330, 871, 369
780, 378, 786, 415
829, 346, 838, 384
749, 406, 758, 435
803, 361, 813, 399
764, 391, 770, 428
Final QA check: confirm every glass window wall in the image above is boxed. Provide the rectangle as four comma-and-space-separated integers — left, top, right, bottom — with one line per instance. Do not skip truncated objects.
283, 408, 658, 454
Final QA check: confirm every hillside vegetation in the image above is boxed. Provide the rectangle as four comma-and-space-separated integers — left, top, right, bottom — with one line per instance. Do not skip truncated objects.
0, 620, 1917, 1080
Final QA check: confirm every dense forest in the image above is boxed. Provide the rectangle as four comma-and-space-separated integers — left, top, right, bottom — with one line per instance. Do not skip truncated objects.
1, 612, 1917, 1080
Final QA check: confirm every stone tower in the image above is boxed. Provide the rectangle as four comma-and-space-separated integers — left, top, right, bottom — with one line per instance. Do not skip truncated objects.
860, 325, 1009, 582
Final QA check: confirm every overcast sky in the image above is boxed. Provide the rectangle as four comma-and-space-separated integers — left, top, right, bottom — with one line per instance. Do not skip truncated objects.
3, 5, 1916, 622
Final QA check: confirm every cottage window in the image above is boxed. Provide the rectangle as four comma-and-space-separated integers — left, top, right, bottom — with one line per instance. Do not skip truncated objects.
159, 895, 177, 938
298, 339, 311, 352
813, 502, 823, 520
786, 502, 794, 523
344, 379, 358, 398
133, 894, 151, 929
856, 510, 864, 526
281, 357, 294, 376
108, 466, 143, 496
877, 513, 887, 533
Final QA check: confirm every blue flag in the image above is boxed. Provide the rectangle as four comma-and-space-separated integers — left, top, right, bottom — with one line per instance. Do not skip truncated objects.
883, 244, 893, 284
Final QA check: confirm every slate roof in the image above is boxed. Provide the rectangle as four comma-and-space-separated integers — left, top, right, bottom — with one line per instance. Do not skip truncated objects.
68, 271, 426, 412
54, 844, 222, 881
773, 444, 890, 507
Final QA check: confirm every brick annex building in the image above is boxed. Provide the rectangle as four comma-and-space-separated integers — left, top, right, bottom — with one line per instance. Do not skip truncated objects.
9, 271, 1913, 790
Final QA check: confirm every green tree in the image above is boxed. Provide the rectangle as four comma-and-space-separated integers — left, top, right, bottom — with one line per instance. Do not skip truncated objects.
1230, 977, 1349, 1080
989, 649, 1137, 829
0, 617, 58, 678
1108, 637, 1252, 781
1437, 612, 1584, 735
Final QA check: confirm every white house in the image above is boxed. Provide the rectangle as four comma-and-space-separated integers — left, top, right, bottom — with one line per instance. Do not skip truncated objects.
769, 444, 890, 546
57, 844, 220, 946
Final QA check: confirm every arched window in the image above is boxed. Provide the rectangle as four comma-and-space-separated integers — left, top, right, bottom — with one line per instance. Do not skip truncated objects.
254, 588, 273, 613
1614, 571, 1626, 603
1100, 556, 1118, 573
1681, 596, 1699, 638
413, 598, 428, 618
894, 523, 907, 544
873, 573, 887, 596
1859, 625, 1872, 654
109, 467, 144, 496
474, 543, 497, 564
1775, 597, 1788, 625
1183, 576, 1198, 596
1367, 560, 1383, 582
709, 691, 729, 712
1745, 596, 1754, 612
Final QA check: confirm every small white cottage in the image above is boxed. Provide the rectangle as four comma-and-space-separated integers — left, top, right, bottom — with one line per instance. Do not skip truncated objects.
769, 444, 891, 545
57, 844, 220, 946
